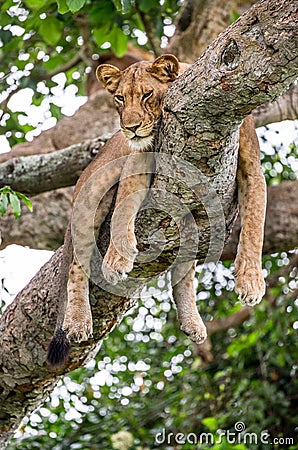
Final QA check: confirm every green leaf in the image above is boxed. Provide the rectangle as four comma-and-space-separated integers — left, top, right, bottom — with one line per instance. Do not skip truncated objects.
43, 54, 65, 71
202, 417, 218, 432
88, 2, 116, 25
9, 193, 21, 219
39, 16, 63, 45
1, 0, 15, 11
109, 25, 128, 57
138, 0, 160, 13
25, 0, 47, 9
93, 24, 112, 48
111, 0, 121, 10
57, 0, 69, 14
66, 0, 86, 13
230, 11, 240, 24
0, 193, 9, 216
50, 103, 62, 120
16, 192, 33, 213
0, 187, 33, 217
112, 0, 132, 14
93, 22, 129, 55
0, 29, 13, 45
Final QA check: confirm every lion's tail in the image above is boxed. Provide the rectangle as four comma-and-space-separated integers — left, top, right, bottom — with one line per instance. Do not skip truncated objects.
46, 328, 71, 367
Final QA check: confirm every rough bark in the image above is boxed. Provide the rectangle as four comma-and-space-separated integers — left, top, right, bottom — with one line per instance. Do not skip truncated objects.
0, 0, 298, 447
253, 82, 298, 128
2, 97, 296, 197
1, 94, 297, 251
0, 136, 110, 196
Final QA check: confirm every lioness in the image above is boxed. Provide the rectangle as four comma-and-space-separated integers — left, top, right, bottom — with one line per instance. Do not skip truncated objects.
47, 55, 266, 366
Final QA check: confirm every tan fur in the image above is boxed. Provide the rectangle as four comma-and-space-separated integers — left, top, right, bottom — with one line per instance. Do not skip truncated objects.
63, 55, 266, 345
234, 115, 266, 305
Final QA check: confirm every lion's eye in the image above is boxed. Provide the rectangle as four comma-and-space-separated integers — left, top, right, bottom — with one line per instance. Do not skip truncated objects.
142, 90, 153, 101
115, 95, 124, 103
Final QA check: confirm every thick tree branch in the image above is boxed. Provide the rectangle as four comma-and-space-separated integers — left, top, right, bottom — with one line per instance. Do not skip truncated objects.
0, 0, 297, 447
253, 82, 298, 127
0, 102, 296, 198
0, 136, 110, 195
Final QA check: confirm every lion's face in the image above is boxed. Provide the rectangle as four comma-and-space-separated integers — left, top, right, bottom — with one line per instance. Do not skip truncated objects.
96, 55, 179, 151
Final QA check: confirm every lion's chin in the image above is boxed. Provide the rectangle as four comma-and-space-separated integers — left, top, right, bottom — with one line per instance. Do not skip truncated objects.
129, 134, 154, 151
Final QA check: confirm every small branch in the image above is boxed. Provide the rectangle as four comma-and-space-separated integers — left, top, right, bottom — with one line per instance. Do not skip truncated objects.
0, 52, 83, 119
39, 51, 84, 81
253, 82, 298, 127
135, 3, 162, 57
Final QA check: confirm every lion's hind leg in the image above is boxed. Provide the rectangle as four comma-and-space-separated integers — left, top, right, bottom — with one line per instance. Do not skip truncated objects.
235, 116, 266, 306
172, 262, 207, 344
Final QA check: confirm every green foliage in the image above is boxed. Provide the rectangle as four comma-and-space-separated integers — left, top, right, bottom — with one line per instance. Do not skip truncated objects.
6, 250, 298, 449
0, 186, 33, 218
261, 141, 298, 185
0, 0, 180, 148
66, 0, 87, 13
39, 16, 64, 45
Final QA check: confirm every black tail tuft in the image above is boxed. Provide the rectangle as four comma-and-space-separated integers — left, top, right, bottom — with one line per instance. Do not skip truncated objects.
47, 328, 71, 367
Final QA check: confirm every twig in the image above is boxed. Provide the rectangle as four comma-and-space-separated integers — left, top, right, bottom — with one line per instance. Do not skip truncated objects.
135, 2, 162, 57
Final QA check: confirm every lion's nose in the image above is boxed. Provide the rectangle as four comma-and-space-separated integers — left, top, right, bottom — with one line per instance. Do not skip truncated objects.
126, 123, 141, 133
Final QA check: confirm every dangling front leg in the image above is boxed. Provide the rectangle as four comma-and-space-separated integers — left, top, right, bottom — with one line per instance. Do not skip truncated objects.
172, 261, 207, 344
102, 152, 153, 284
63, 188, 116, 342
62, 255, 93, 342
234, 115, 266, 306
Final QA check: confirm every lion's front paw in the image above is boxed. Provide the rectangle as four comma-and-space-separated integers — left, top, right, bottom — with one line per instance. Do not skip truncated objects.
181, 319, 207, 344
102, 242, 138, 285
234, 258, 265, 306
62, 308, 93, 343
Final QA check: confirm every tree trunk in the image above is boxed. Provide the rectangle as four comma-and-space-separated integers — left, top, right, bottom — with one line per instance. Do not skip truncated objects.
0, 0, 297, 447
0, 136, 110, 196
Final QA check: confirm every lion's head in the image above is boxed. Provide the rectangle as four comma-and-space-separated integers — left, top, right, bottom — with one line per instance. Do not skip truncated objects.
96, 54, 179, 151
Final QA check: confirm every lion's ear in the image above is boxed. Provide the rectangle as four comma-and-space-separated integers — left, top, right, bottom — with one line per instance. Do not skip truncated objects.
149, 54, 179, 83
96, 64, 121, 93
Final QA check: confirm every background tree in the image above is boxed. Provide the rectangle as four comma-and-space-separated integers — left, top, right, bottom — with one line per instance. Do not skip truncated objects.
0, 0, 297, 449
